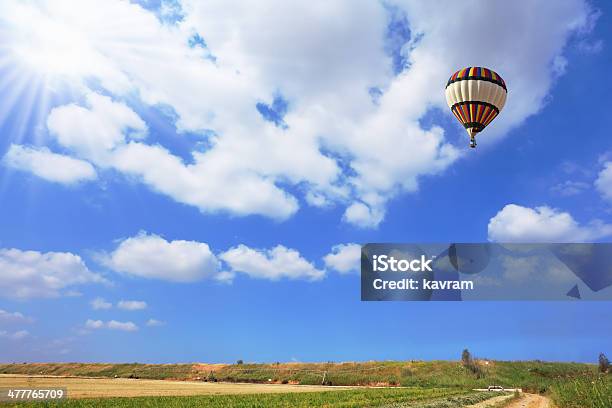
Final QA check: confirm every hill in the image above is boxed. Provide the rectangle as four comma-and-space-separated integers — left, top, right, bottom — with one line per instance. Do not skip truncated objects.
0, 360, 599, 393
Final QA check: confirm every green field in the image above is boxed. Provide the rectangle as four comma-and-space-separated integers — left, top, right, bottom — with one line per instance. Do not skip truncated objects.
4, 388, 499, 408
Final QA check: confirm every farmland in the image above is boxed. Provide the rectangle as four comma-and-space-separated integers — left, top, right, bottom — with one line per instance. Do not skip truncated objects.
0, 360, 608, 407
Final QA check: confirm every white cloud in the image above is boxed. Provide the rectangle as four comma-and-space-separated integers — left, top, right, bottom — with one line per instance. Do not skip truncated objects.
0, 248, 106, 299
85, 319, 137, 332
117, 300, 147, 311
47, 92, 147, 164
0, 330, 29, 340
3, 145, 96, 184
343, 203, 385, 229
213, 270, 235, 284
107, 320, 138, 331
146, 318, 165, 327
101, 232, 326, 283
220, 245, 325, 281
595, 161, 612, 201
85, 319, 104, 329
47, 93, 300, 220
0, 0, 596, 228
550, 180, 590, 196
488, 204, 612, 242
90, 297, 112, 310
0, 309, 31, 323
110, 141, 300, 220
323, 243, 361, 274
102, 232, 219, 282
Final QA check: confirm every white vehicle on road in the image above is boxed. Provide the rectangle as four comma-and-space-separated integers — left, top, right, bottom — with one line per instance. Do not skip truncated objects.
487, 385, 505, 392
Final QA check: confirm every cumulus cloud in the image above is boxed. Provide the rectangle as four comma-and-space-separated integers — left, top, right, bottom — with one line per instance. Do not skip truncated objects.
0, 248, 106, 299
101, 232, 327, 283
47, 92, 147, 164
343, 203, 385, 229
85, 319, 137, 332
101, 232, 219, 282
180, 0, 595, 227
323, 243, 361, 274
0, 0, 596, 228
3, 145, 96, 184
595, 161, 612, 201
117, 300, 147, 311
0, 309, 31, 323
0, 330, 29, 340
90, 297, 112, 310
488, 204, 612, 242
47, 93, 300, 219
220, 245, 325, 281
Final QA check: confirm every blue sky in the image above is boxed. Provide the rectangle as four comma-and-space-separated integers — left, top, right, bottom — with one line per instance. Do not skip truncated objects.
0, 0, 610, 363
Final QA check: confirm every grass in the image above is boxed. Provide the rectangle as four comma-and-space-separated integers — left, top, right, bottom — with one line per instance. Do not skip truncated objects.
550, 375, 612, 408
4, 388, 490, 408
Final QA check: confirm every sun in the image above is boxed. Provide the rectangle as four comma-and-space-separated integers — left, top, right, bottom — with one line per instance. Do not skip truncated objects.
0, 1, 106, 148
3, 3, 95, 81
11, 22, 90, 78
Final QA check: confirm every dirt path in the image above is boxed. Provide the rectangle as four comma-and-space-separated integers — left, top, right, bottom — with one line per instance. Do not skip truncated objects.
504, 394, 551, 408
465, 394, 515, 408
466, 393, 551, 408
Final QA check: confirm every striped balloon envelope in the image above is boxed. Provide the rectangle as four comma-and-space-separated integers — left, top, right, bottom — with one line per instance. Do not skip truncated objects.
445, 67, 507, 148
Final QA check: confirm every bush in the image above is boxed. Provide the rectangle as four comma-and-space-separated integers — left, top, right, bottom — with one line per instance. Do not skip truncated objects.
598, 353, 609, 374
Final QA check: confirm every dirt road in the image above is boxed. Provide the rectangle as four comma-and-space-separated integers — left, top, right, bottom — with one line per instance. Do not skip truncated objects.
466, 393, 551, 408
0, 374, 353, 399
505, 394, 551, 408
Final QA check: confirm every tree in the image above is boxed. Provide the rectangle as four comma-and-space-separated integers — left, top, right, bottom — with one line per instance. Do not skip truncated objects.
461, 349, 472, 367
236, 359, 244, 365
599, 353, 610, 373
461, 348, 484, 378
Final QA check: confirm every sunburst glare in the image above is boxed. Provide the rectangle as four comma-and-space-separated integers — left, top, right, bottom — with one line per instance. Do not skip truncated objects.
0, 1, 106, 146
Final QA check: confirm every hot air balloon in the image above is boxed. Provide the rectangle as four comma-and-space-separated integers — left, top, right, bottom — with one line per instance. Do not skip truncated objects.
445, 67, 507, 148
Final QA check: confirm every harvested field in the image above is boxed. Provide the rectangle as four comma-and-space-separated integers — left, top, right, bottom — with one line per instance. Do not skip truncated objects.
0, 375, 351, 399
